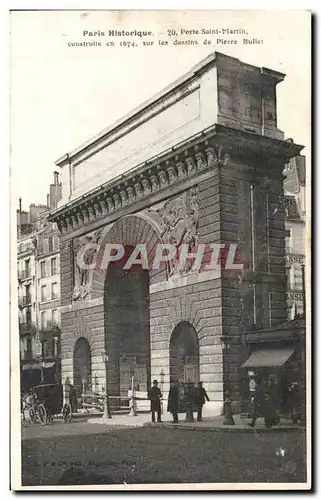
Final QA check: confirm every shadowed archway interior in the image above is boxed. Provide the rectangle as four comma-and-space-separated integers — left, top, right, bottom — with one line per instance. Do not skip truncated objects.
73, 337, 92, 397
169, 321, 200, 385
101, 215, 166, 398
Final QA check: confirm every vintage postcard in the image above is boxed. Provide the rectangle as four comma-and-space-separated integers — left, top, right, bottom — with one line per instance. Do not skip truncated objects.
10, 9, 311, 490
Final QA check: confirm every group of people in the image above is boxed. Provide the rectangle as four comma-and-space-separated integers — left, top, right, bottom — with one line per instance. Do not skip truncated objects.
248, 376, 305, 428
147, 379, 209, 424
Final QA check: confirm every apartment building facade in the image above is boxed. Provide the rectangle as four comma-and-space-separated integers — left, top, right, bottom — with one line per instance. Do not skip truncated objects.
35, 211, 61, 360
18, 233, 38, 361
17, 172, 62, 391
284, 155, 306, 318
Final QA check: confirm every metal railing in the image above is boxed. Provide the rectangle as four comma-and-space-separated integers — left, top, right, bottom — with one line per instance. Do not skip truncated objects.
39, 323, 61, 333
18, 269, 31, 280
18, 295, 32, 308
78, 392, 150, 417
19, 321, 37, 335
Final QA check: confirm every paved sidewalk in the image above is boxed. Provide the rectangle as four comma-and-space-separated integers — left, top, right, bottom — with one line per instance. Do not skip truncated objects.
143, 414, 305, 433
87, 411, 304, 433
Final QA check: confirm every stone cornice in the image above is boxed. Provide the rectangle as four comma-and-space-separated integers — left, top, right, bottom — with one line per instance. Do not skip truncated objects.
49, 124, 304, 235
71, 79, 201, 168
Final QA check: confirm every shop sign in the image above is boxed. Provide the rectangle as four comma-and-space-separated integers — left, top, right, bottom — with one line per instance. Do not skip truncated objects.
287, 292, 304, 301
286, 255, 305, 265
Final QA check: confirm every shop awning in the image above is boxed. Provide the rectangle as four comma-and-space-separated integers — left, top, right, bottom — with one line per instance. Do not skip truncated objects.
241, 347, 295, 368
22, 361, 56, 371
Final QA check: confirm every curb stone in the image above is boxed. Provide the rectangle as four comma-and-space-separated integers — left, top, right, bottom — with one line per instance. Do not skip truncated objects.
143, 422, 305, 433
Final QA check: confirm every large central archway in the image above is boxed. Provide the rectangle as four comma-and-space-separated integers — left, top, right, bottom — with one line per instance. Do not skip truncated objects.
101, 214, 167, 398
169, 322, 199, 384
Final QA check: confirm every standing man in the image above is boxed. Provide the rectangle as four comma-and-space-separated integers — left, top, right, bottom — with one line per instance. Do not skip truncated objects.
194, 381, 209, 422
148, 379, 162, 423
167, 380, 179, 423
248, 377, 265, 428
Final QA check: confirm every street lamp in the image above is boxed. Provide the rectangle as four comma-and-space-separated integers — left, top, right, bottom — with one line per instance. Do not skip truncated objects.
301, 264, 306, 318
159, 369, 165, 414
101, 350, 111, 419
40, 360, 45, 384
35, 338, 44, 384
129, 367, 137, 417
221, 335, 235, 426
159, 369, 165, 393
54, 336, 59, 358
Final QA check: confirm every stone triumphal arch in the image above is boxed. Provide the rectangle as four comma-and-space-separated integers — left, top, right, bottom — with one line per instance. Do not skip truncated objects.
50, 52, 302, 414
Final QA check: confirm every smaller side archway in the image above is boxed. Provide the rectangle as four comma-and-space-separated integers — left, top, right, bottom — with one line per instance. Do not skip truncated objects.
169, 322, 199, 384
73, 337, 92, 397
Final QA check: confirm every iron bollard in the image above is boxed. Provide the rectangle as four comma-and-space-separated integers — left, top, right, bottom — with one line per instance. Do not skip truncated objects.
185, 382, 195, 422
129, 393, 137, 417
185, 401, 195, 422
223, 393, 235, 425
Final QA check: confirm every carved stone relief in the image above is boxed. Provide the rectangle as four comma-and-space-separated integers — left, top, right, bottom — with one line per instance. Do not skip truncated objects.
155, 187, 199, 277
73, 228, 104, 301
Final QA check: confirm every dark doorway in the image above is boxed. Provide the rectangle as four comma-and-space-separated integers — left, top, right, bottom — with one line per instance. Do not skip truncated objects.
104, 246, 150, 397
73, 337, 92, 397
170, 322, 199, 384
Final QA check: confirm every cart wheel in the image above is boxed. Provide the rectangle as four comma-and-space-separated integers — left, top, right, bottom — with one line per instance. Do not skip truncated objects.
38, 404, 47, 425
62, 402, 72, 423
29, 407, 36, 424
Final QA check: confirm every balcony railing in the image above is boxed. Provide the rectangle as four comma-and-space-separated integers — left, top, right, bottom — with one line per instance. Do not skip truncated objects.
18, 269, 31, 281
19, 321, 37, 335
18, 295, 32, 308
22, 350, 33, 361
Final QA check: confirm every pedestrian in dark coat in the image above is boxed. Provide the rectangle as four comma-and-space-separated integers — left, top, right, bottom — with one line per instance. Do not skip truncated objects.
194, 381, 209, 421
70, 384, 78, 413
147, 379, 162, 423
264, 392, 280, 427
249, 378, 265, 427
167, 381, 179, 423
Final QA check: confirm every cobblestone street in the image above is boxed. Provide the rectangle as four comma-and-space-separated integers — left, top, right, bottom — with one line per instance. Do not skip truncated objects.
21, 420, 307, 486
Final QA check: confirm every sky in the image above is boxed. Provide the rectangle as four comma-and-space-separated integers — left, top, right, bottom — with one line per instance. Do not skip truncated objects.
10, 10, 311, 210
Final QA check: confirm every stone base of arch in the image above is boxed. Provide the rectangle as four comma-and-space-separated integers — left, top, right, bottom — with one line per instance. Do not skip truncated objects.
149, 278, 226, 416
61, 356, 106, 394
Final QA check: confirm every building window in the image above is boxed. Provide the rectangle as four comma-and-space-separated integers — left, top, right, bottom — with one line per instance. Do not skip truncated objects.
41, 311, 46, 329
51, 282, 58, 300
25, 284, 31, 303
51, 257, 57, 275
292, 264, 303, 290
26, 307, 32, 324
285, 228, 292, 253
286, 267, 291, 290
26, 338, 32, 359
48, 237, 53, 253
41, 285, 46, 302
43, 239, 49, 254
53, 235, 59, 250
25, 259, 30, 275
40, 261, 46, 278
52, 309, 59, 326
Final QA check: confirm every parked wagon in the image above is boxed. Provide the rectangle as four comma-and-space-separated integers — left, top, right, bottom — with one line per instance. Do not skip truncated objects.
28, 384, 72, 425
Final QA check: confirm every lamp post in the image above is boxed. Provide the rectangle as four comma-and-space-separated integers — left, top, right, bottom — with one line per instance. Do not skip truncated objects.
221, 335, 235, 425
54, 335, 58, 358
129, 367, 137, 417
159, 369, 165, 414
101, 350, 111, 419
159, 369, 165, 393
301, 264, 306, 318
35, 338, 44, 383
